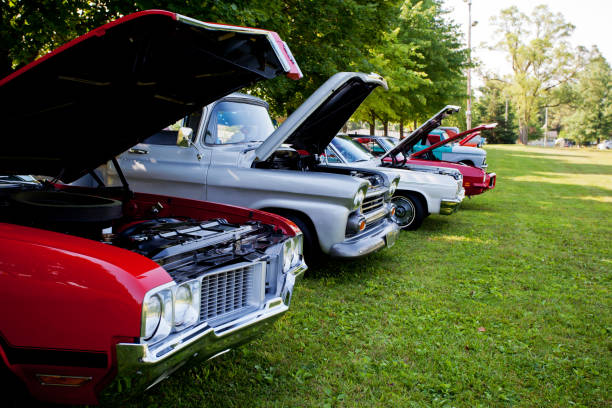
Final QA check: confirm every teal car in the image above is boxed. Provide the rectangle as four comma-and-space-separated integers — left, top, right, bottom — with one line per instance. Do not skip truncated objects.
411, 128, 488, 169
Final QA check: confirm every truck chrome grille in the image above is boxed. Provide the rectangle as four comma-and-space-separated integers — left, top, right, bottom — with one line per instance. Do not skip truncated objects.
362, 194, 385, 214
199, 262, 265, 325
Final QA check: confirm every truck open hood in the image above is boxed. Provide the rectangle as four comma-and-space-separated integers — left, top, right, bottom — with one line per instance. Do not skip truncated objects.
381, 105, 460, 160
0, 10, 301, 182
254, 72, 387, 162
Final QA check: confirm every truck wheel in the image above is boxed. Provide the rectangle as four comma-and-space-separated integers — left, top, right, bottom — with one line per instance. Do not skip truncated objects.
391, 194, 425, 230
279, 213, 320, 264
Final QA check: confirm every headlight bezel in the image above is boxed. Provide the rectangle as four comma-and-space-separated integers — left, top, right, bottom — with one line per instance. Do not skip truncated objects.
352, 187, 367, 210
388, 179, 398, 196
282, 233, 303, 272
140, 279, 201, 345
174, 280, 200, 328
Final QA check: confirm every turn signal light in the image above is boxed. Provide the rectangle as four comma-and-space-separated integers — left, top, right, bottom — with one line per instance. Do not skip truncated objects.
390, 207, 396, 216
36, 374, 92, 387
359, 220, 366, 231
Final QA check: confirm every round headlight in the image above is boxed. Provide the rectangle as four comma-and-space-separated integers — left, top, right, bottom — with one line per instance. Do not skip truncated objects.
174, 285, 192, 326
353, 190, 365, 209
144, 295, 162, 339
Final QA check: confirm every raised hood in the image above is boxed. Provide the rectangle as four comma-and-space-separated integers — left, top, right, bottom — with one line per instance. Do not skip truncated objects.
255, 72, 387, 162
381, 105, 460, 160
0, 10, 301, 182
410, 123, 496, 158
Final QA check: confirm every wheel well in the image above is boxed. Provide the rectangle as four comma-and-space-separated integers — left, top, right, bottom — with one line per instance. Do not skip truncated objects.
395, 190, 428, 213
459, 160, 474, 166
259, 208, 317, 239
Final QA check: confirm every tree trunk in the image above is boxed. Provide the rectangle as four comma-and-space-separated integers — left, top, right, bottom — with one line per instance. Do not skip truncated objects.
342, 123, 348, 133
383, 121, 388, 136
413, 119, 417, 130
519, 123, 528, 144
369, 111, 376, 135
399, 121, 404, 139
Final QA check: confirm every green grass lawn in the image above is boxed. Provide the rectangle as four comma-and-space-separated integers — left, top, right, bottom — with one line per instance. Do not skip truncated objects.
115, 146, 611, 408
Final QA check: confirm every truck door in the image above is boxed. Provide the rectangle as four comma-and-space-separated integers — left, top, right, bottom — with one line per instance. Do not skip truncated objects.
115, 111, 210, 200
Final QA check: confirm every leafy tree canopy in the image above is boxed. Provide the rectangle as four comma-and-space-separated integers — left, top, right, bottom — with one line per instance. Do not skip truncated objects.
560, 48, 612, 145
487, 4, 586, 143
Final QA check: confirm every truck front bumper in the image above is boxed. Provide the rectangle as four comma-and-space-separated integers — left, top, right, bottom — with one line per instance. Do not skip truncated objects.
328, 218, 399, 259
100, 262, 306, 402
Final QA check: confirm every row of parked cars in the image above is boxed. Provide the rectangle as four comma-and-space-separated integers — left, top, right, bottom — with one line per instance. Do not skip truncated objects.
0, 11, 496, 405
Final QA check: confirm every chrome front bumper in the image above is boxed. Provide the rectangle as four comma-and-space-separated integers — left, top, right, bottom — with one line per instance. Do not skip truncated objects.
440, 198, 462, 215
329, 218, 399, 259
440, 188, 465, 215
101, 262, 306, 401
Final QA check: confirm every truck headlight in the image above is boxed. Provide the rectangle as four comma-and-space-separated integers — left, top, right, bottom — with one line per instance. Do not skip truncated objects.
283, 234, 303, 272
352, 189, 366, 210
174, 280, 200, 328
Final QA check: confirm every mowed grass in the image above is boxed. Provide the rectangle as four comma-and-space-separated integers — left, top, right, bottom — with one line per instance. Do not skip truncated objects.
114, 146, 612, 408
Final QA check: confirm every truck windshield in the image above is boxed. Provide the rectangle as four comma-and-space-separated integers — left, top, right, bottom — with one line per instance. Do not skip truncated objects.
205, 101, 275, 144
330, 135, 374, 163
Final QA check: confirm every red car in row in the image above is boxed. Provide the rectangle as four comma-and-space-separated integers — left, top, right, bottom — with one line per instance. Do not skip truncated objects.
0, 11, 306, 405
353, 116, 497, 197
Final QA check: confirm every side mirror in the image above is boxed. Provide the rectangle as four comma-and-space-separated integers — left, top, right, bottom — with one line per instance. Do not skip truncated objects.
177, 127, 193, 147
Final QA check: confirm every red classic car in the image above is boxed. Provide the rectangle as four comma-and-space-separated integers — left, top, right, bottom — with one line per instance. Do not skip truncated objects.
0, 11, 306, 405
353, 114, 497, 197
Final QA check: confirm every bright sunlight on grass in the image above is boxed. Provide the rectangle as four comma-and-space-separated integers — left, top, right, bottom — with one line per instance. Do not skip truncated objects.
112, 145, 611, 408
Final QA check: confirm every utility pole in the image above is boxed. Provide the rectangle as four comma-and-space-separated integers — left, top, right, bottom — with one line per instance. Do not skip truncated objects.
505, 98, 508, 122
465, 0, 473, 130
543, 107, 548, 145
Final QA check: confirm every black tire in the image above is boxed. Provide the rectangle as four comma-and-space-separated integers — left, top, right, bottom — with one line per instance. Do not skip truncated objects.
391, 194, 425, 230
277, 213, 320, 264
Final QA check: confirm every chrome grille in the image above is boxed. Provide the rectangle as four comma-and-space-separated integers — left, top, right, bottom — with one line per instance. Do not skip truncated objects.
200, 263, 262, 323
362, 194, 385, 214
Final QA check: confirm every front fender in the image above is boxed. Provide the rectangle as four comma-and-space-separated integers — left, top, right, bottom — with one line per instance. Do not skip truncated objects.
393, 171, 461, 215
206, 167, 362, 253
0, 223, 170, 352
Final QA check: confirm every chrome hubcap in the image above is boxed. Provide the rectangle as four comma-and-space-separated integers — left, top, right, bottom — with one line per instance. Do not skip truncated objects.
391, 196, 415, 227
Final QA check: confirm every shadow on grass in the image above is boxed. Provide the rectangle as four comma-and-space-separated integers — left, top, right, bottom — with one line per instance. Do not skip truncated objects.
455, 199, 497, 212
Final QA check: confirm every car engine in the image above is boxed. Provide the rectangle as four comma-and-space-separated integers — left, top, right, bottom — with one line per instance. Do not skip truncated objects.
0, 183, 285, 281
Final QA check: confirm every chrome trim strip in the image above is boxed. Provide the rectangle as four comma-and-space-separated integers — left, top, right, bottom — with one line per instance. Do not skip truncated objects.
364, 206, 386, 224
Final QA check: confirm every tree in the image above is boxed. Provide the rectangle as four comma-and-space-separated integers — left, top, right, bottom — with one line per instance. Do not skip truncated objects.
560, 49, 612, 145
487, 5, 585, 143
1, 0, 404, 117
352, 0, 468, 137
473, 80, 517, 143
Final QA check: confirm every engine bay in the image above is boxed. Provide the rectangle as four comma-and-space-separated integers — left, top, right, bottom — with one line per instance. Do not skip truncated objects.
0, 182, 285, 279
253, 147, 387, 189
